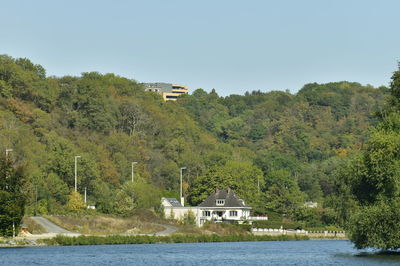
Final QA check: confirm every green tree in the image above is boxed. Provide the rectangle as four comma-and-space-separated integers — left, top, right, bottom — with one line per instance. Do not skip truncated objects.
0, 156, 25, 236
114, 182, 136, 215
264, 170, 304, 214
343, 67, 400, 249
188, 161, 264, 207
66, 191, 86, 213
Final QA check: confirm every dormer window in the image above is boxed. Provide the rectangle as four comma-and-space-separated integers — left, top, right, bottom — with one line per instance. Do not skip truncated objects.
216, 199, 225, 206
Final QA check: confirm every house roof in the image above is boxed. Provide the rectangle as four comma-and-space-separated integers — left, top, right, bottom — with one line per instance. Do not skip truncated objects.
164, 198, 183, 207
198, 189, 250, 208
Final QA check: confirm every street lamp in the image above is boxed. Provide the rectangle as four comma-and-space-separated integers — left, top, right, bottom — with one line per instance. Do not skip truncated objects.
74, 156, 81, 192
84, 187, 87, 205
180, 167, 186, 206
5, 149, 12, 159
131, 162, 138, 182
5, 149, 13, 190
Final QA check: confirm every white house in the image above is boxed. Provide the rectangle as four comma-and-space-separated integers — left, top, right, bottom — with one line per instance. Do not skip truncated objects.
161, 188, 253, 226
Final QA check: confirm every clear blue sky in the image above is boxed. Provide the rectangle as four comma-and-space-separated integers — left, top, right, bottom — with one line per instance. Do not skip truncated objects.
1, 0, 399, 96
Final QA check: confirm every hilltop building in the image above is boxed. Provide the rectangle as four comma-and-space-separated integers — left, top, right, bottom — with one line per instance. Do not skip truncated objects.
161, 189, 264, 226
144, 83, 189, 101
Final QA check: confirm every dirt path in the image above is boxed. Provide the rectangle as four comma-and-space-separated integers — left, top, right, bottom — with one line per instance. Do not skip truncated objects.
30, 216, 80, 236
154, 224, 178, 236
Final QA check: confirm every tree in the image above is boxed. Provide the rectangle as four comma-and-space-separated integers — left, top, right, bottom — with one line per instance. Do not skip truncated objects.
66, 191, 85, 213
343, 67, 400, 249
264, 170, 304, 214
188, 161, 264, 207
0, 156, 25, 236
114, 182, 136, 215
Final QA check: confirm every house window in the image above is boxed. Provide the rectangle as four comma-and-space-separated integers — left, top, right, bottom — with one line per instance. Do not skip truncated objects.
216, 199, 225, 206
229, 211, 238, 217
203, 211, 211, 217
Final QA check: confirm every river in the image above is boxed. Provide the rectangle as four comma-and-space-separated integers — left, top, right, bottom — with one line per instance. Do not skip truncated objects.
1, 240, 400, 265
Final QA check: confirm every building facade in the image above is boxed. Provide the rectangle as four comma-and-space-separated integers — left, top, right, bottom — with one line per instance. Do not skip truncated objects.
161, 189, 253, 226
144, 83, 189, 101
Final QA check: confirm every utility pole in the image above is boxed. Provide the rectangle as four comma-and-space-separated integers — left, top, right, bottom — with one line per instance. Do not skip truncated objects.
180, 167, 186, 206
131, 162, 137, 182
74, 156, 81, 192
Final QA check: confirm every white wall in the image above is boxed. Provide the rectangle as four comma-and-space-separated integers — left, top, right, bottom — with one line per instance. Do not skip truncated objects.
164, 206, 200, 224
161, 199, 251, 227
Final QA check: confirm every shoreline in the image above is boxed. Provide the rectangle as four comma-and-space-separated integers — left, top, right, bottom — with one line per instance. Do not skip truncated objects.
0, 234, 349, 248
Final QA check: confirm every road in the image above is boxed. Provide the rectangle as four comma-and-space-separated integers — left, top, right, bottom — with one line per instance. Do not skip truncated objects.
154, 224, 178, 236
29, 216, 175, 237
30, 216, 80, 236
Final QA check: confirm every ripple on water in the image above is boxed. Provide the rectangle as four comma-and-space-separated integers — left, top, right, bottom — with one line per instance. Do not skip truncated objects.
1, 240, 400, 265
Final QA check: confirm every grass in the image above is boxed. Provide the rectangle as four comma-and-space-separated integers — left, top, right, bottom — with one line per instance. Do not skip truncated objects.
42, 233, 309, 246
44, 212, 164, 235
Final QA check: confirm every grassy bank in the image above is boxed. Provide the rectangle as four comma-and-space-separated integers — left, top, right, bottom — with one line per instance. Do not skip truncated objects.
42, 234, 309, 246
44, 211, 164, 234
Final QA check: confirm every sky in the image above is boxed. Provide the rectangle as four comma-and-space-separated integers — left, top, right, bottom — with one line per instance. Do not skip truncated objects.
1, 0, 399, 96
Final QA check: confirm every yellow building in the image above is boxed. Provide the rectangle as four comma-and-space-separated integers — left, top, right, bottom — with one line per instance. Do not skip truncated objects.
144, 83, 189, 101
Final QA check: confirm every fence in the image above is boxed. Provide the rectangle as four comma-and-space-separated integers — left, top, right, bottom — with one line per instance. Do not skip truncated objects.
251, 228, 346, 238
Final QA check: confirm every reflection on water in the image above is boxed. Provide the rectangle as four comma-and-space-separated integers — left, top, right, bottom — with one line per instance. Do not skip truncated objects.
1, 240, 400, 265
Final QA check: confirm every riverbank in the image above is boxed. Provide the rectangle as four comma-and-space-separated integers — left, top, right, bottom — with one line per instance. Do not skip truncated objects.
0, 234, 309, 247
42, 234, 309, 246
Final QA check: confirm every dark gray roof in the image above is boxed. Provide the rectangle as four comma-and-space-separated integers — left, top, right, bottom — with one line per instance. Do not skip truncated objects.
165, 198, 183, 207
198, 189, 250, 208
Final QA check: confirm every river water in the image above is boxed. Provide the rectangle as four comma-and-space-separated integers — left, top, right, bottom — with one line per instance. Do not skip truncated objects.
1, 240, 400, 265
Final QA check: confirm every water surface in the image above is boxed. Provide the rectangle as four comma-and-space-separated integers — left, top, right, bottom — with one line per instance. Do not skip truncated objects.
1, 240, 399, 265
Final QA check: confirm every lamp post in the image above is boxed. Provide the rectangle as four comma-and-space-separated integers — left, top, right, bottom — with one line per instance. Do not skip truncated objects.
5, 149, 13, 190
74, 156, 81, 192
34, 185, 38, 216
180, 167, 186, 206
131, 162, 138, 182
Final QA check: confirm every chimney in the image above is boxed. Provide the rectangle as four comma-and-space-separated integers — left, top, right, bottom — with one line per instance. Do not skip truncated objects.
181, 197, 184, 207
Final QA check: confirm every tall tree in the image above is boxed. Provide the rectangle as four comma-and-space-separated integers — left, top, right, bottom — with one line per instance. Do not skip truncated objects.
343, 67, 400, 249
0, 156, 25, 236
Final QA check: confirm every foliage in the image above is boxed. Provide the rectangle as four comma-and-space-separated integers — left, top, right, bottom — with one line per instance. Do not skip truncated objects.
0, 54, 390, 227
339, 67, 400, 249
348, 201, 400, 249
264, 170, 304, 214
66, 191, 86, 213
181, 210, 196, 225
43, 233, 308, 246
188, 161, 264, 207
0, 156, 26, 236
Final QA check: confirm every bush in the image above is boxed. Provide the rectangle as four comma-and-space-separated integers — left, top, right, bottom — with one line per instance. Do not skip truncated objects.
42, 233, 309, 246
252, 220, 302, 229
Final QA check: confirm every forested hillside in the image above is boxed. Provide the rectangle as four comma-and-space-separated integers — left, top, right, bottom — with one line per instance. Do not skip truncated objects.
0, 55, 388, 225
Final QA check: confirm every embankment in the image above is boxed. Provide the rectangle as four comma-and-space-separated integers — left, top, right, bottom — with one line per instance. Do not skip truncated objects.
42, 234, 309, 246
